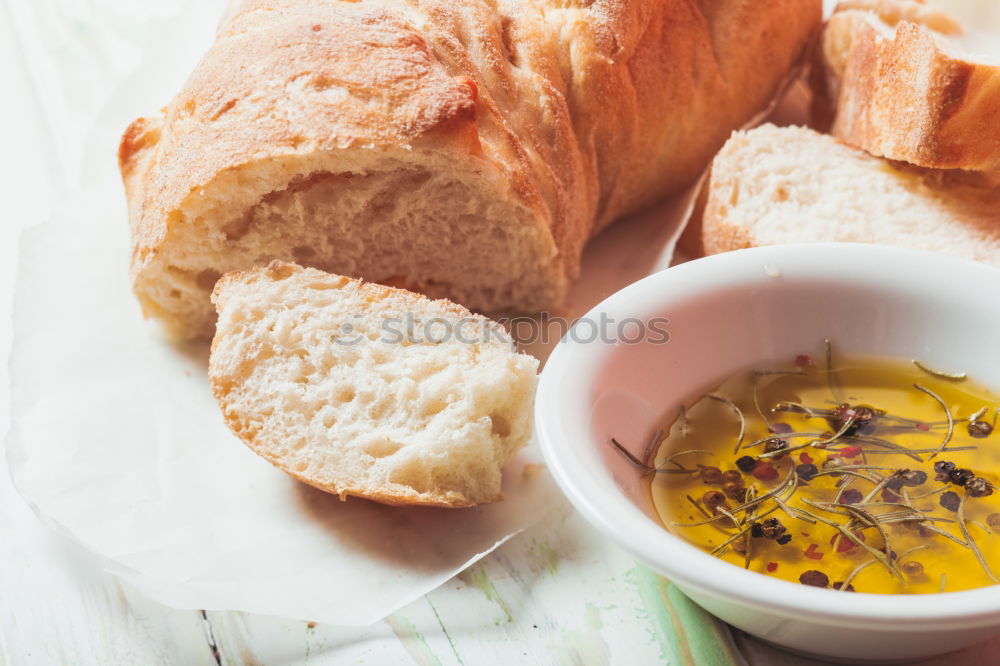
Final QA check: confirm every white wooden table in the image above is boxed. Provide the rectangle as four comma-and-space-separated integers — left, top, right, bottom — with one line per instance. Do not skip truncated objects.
3, 2, 1000, 664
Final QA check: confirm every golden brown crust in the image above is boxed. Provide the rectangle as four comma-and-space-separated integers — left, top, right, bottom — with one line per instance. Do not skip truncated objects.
123, 0, 821, 334
582, 0, 822, 229
824, 2, 1000, 171
118, 117, 160, 184
282, 464, 487, 508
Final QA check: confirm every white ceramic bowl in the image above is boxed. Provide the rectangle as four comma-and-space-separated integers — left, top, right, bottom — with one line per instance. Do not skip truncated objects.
536, 243, 1000, 663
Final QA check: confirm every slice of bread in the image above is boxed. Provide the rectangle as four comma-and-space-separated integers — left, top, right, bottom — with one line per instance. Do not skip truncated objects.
208, 261, 539, 508
701, 124, 1000, 262
823, 0, 1000, 170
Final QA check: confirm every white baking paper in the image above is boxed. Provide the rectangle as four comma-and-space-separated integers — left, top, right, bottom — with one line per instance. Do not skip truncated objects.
3, 1, 703, 626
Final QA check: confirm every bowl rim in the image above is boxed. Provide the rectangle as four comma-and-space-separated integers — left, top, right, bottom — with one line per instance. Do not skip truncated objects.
536, 242, 1000, 626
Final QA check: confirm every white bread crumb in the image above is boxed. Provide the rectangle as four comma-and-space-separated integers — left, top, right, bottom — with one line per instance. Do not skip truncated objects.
209, 261, 539, 507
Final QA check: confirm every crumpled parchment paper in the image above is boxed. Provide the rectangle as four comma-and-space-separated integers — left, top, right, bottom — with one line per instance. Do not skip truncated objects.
4, 0, 703, 626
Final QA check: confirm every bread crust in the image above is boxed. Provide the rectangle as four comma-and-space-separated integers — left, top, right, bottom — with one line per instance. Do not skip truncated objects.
824, 1, 1000, 171
122, 0, 820, 337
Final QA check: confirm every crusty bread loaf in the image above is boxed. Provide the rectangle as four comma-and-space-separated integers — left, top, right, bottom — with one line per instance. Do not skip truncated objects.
701, 124, 1000, 262
120, 0, 821, 339
822, 0, 1000, 170
208, 260, 538, 507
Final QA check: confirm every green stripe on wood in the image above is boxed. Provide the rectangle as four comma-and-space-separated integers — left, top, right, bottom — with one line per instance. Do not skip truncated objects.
385, 614, 444, 666
628, 565, 742, 666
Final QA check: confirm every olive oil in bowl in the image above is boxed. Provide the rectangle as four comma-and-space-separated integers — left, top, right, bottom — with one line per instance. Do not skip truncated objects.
623, 342, 1000, 594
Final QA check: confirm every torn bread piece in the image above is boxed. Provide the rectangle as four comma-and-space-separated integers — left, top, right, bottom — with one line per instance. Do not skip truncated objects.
823, 0, 1000, 170
702, 124, 1000, 263
209, 261, 539, 508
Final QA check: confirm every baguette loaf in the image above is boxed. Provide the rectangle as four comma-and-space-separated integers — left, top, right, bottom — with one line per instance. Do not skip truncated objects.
121, 0, 821, 339
823, 0, 1000, 170
701, 124, 1000, 263
209, 260, 538, 507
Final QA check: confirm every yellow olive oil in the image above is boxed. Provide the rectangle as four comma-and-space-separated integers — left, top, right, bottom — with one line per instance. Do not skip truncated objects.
645, 349, 1000, 594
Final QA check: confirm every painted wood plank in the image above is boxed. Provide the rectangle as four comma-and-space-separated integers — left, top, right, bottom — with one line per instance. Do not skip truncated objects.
202, 500, 745, 665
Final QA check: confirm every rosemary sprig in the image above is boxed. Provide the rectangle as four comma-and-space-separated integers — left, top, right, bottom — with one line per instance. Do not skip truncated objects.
852, 500, 928, 511
742, 432, 828, 450
709, 520, 755, 556
758, 440, 817, 459
684, 495, 738, 537
752, 373, 769, 431
677, 406, 690, 438
796, 502, 904, 580
901, 487, 913, 510
812, 416, 858, 447
642, 429, 663, 468
801, 499, 932, 572
852, 436, 924, 462
610, 438, 648, 470
766, 474, 808, 523
707, 503, 756, 531
742, 486, 759, 569
899, 544, 930, 560
610, 438, 706, 475
707, 503, 786, 557
751, 369, 804, 430
773, 494, 815, 523
897, 544, 931, 589
672, 513, 731, 528
657, 449, 713, 471
815, 464, 895, 472
913, 360, 967, 381
728, 465, 797, 513
920, 523, 970, 548
755, 416, 860, 460
825, 338, 847, 404
797, 498, 850, 517
958, 495, 999, 583
773, 401, 834, 418
860, 470, 899, 505
840, 558, 876, 591
913, 383, 954, 460
705, 393, 746, 455
907, 485, 950, 500
672, 485, 788, 529
809, 469, 883, 485
686, 494, 711, 519
889, 407, 992, 427
832, 475, 853, 504
880, 515, 955, 525
857, 446, 976, 457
